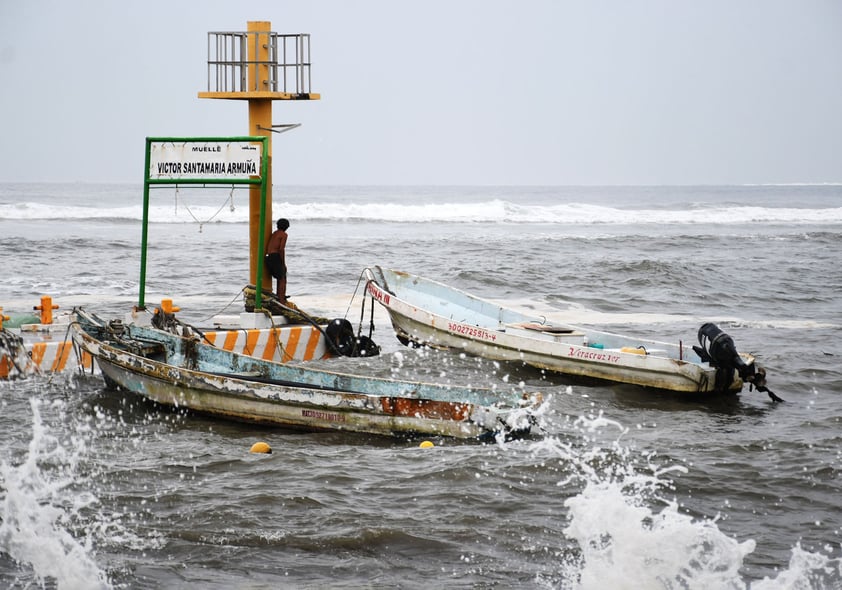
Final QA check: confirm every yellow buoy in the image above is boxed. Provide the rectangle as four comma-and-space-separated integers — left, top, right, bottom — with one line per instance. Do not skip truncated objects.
621, 346, 647, 355
419, 440, 435, 448
250, 441, 272, 454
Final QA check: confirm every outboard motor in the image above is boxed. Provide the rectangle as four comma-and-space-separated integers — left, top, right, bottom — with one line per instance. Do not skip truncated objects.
693, 323, 781, 401
695, 323, 751, 377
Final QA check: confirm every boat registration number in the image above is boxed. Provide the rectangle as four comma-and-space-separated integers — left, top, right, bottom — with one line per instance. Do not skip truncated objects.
448, 322, 497, 342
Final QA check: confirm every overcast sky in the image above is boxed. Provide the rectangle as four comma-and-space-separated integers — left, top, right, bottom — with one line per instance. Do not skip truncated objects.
1, 1, 840, 185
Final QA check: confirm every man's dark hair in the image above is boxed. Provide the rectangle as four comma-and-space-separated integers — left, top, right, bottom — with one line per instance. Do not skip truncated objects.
277, 218, 290, 231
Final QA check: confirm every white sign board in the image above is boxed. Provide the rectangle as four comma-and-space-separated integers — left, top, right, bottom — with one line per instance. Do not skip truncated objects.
148, 141, 262, 180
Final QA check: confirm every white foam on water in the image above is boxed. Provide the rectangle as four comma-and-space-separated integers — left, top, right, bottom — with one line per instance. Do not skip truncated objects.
4, 199, 842, 225
530, 413, 842, 589
0, 398, 112, 590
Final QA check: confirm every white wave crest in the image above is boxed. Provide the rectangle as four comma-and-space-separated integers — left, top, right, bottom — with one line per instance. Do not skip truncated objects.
3, 199, 841, 225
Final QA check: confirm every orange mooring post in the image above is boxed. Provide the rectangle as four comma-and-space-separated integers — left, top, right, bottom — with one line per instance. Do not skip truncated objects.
160, 298, 180, 314
34, 296, 59, 325
198, 20, 319, 293
0, 307, 7, 329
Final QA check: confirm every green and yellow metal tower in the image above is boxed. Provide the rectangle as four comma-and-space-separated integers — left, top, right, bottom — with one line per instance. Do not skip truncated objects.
198, 21, 319, 293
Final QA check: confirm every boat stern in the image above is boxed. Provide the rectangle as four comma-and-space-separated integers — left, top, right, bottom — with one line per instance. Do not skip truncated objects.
470, 391, 546, 441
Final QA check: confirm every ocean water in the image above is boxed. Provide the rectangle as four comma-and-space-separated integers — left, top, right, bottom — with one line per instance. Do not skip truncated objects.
1, 183, 841, 589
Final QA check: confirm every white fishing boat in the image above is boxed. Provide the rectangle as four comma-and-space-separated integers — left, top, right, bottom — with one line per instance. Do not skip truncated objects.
71, 308, 544, 440
364, 267, 779, 398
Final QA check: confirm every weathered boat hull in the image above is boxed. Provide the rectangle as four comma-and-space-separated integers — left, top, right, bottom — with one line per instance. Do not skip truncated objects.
365, 267, 749, 394
72, 310, 540, 439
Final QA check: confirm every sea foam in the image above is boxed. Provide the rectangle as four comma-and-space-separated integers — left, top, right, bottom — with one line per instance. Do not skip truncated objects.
2, 198, 842, 225
533, 413, 842, 589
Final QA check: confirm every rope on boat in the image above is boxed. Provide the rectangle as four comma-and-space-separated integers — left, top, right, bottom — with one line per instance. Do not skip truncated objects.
347, 268, 378, 345
243, 285, 379, 358
277, 298, 379, 359
151, 307, 217, 348
68, 313, 93, 377
194, 289, 248, 323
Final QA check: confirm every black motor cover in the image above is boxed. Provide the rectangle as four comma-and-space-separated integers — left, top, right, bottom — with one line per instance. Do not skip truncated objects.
693, 322, 758, 391
325, 318, 380, 357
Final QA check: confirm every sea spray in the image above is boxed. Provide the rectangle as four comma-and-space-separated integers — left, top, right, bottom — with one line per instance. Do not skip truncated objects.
751, 544, 842, 590
563, 481, 752, 589
0, 397, 111, 589
531, 411, 842, 589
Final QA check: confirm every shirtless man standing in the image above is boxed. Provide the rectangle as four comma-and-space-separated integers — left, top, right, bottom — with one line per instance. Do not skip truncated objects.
265, 218, 289, 301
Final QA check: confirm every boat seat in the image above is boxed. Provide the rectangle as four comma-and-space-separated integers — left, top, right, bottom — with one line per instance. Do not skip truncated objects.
503, 322, 585, 344
506, 322, 577, 335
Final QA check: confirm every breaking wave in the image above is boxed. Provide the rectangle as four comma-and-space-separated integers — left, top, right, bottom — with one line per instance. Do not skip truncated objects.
2, 199, 842, 225
540, 413, 842, 589
0, 397, 112, 589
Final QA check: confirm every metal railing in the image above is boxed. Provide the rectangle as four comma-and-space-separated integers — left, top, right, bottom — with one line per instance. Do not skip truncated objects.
205, 31, 314, 95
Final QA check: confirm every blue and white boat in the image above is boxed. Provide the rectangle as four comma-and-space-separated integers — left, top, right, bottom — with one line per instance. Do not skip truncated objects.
364, 266, 776, 397
71, 308, 544, 440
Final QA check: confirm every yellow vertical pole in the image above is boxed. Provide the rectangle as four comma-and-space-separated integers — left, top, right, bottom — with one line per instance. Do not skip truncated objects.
199, 21, 318, 295
247, 21, 273, 291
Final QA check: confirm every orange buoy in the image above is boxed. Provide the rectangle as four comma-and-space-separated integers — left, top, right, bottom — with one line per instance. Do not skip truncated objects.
250, 441, 272, 454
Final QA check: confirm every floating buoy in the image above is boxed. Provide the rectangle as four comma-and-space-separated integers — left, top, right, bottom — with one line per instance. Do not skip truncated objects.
419, 440, 434, 449
250, 441, 272, 454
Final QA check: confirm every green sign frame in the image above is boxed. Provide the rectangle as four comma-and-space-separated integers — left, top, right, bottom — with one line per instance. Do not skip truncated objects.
141, 136, 270, 311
